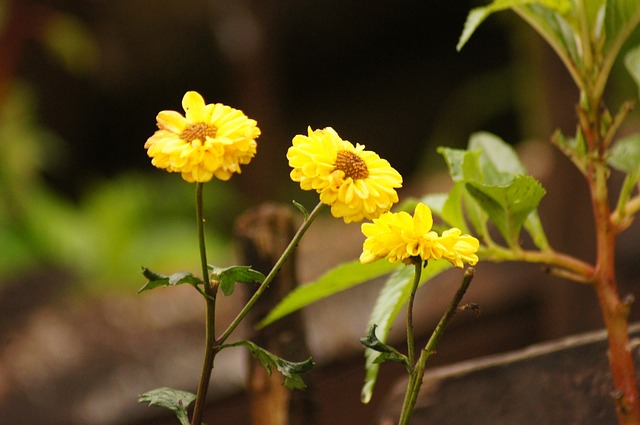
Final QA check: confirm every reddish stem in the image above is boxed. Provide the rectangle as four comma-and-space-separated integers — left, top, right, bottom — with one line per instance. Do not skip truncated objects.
583, 106, 640, 424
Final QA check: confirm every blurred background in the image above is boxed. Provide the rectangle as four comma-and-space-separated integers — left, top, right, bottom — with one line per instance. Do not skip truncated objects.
1, 0, 639, 424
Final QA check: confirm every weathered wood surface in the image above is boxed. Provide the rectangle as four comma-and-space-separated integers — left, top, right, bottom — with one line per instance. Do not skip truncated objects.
234, 203, 315, 425
378, 323, 640, 425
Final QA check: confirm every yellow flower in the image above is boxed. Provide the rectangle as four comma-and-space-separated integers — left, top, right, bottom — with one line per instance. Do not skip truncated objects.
287, 127, 402, 223
437, 228, 480, 268
359, 203, 479, 268
144, 91, 260, 183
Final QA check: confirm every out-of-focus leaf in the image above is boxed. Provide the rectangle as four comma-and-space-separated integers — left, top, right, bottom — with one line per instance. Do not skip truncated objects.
608, 133, 640, 176
41, 12, 99, 74
457, 0, 572, 51
259, 259, 399, 328
625, 44, 640, 100
605, 0, 640, 55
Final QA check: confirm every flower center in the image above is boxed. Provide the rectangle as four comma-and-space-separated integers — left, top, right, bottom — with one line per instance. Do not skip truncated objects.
335, 150, 369, 180
180, 122, 218, 143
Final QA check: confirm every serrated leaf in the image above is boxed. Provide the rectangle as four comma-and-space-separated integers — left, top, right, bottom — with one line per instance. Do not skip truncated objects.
467, 132, 550, 248
361, 260, 452, 403
210, 265, 265, 296
625, 45, 640, 101
360, 325, 409, 370
225, 340, 314, 390
259, 259, 400, 328
138, 387, 195, 425
139, 268, 202, 293
465, 175, 546, 247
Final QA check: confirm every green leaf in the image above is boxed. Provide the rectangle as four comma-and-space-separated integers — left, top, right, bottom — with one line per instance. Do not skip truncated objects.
465, 175, 546, 247
421, 184, 469, 233
524, 211, 551, 251
608, 133, 640, 176
259, 259, 400, 328
467, 132, 550, 249
210, 265, 265, 296
224, 340, 314, 390
437, 147, 483, 183
625, 44, 640, 101
456, 0, 572, 51
138, 387, 196, 425
139, 268, 202, 293
468, 132, 526, 183
361, 260, 452, 403
360, 325, 409, 370
605, 0, 640, 56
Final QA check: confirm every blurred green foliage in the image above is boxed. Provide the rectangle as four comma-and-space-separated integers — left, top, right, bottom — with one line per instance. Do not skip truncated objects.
0, 83, 237, 291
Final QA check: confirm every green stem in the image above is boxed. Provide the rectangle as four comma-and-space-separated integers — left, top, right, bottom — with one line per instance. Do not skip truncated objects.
482, 246, 595, 283
191, 183, 218, 425
612, 193, 640, 231
217, 201, 324, 344
397, 267, 475, 425
405, 261, 423, 370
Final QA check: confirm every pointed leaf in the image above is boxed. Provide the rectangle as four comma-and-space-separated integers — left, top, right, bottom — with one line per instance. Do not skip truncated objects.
139, 268, 202, 293
259, 259, 400, 328
360, 325, 409, 370
210, 265, 265, 296
605, 0, 640, 56
361, 260, 452, 403
465, 175, 546, 247
457, 0, 572, 52
138, 387, 195, 425
225, 340, 314, 390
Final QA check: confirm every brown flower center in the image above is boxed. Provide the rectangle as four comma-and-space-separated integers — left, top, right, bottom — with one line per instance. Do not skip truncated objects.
335, 150, 369, 180
180, 122, 218, 143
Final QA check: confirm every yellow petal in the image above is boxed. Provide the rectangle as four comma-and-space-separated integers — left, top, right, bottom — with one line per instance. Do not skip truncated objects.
157, 110, 187, 133
182, 91, 207, 123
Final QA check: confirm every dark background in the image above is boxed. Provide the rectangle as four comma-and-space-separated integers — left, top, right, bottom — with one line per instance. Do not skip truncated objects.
2, 1, 640, 424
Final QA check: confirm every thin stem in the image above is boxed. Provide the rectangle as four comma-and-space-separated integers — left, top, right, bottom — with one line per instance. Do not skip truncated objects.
191, 183, 218, 425
481, 246, 596, 283
397, 267, 475, 425
217, 201, 325, 344
612, 193, 640, 231
405, 261, 423, 370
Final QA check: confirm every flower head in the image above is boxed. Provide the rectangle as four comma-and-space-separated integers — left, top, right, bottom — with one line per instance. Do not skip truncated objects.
144, 91, 260, 183
359, 203, 479, 267
287, 127, 402, 223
